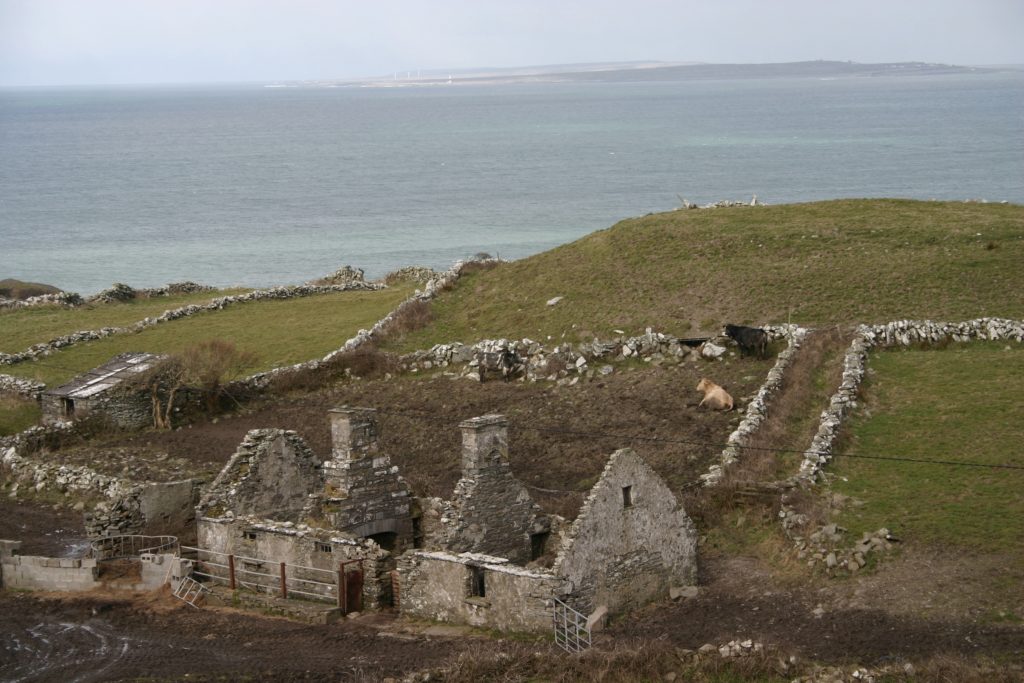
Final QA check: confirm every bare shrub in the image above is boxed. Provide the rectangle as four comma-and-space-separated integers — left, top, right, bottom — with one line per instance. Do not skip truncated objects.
385, 299, 434, 339
268, 345, 398, 394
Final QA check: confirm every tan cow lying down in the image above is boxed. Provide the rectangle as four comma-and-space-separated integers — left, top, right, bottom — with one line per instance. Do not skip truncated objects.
696, 378, 734, 411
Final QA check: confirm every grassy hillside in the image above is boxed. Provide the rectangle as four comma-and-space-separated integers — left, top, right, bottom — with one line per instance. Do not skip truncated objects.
387, 199, 1023, 352
4, 285, 415, 387
0, 288, 251, 353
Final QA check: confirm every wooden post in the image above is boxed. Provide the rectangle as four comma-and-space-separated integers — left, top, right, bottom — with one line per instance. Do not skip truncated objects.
279, 562, 287, 599
337, 563, 344, 609
228, 555, 236, 590
341, 564, 348, 613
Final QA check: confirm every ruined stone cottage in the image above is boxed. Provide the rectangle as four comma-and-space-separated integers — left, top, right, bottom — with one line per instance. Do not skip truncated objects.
195, 407, 417, 609
41, 352, 164, 429
193, 407, 698, 631
397, 415, 699, 632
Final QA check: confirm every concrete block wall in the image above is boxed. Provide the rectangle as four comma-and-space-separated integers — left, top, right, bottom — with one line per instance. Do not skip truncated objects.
1, 539, 99, 592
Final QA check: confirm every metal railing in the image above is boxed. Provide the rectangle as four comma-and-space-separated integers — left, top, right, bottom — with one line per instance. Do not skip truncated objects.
90, 535, 179, 560
552, 598, 591, 653
181, 546, 361, 608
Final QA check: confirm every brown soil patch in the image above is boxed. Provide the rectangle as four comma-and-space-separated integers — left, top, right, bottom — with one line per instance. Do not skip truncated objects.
0, 498, 88, 556
51, 356, 774, 518
616, 549, 1024, 666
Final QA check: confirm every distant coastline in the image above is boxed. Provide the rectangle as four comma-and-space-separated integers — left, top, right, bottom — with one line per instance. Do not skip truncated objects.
268, 59, 1003, 89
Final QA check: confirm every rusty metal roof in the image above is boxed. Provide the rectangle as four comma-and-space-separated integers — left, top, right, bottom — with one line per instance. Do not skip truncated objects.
44, 352, 166, 399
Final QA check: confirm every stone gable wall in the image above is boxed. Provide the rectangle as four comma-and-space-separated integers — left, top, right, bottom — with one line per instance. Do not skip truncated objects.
198, 429, 323, 522
553, 448, 698, 615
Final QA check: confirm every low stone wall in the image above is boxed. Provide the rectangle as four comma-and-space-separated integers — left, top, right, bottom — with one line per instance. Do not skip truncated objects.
0, 374, 46, 400
796, 317, 1023, 482
397, 550, 559, 632
402, 327, 712, 385
700, 325, 810, 486
237, 258, 502, 390
0, 280, 384, 369
2, 434, 199, 539
778, 317, 1023, 574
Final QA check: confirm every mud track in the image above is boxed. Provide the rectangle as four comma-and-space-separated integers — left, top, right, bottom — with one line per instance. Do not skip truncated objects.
0, 591, 468, 682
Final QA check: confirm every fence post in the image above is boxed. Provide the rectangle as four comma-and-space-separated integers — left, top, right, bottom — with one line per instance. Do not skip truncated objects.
228, 554, 236, 590
279, 562, 288, 599
342, 565, 350, 610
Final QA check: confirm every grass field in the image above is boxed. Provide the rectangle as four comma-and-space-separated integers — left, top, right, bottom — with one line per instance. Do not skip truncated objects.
831, 341, 1024, 553
0, 288, 251, 354
4, 284, 416, 387
0, 396, 41, 436
386, 199, 1024, 352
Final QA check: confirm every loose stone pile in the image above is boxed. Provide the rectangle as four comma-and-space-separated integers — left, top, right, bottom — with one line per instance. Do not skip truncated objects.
677, 195, 762, 209
401, 327, 730, 385
0, 290, 84, 310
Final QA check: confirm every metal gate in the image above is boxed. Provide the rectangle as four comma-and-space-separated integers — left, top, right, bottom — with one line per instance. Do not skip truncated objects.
552, 598, 591, 653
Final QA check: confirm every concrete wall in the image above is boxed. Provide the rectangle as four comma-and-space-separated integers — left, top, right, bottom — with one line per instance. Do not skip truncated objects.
0, 540, 180, 593
397, 550, 559, 632
554, 448, 698, 616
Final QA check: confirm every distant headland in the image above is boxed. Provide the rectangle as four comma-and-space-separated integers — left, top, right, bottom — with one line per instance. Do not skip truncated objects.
268, 59, 1003, 89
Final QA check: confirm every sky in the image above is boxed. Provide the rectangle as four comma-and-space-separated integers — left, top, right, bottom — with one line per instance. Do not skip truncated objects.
1, 0, 1022, 86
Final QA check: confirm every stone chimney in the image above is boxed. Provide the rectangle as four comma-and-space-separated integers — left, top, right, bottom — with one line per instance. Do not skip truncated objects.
329, 406, 379, 462
459, 414, 509, 475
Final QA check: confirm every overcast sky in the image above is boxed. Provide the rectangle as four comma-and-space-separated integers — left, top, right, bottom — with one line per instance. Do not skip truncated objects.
1, 0, 1022, 86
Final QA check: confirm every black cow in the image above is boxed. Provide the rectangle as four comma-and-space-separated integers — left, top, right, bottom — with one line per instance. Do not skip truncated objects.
476, 348, 524, 382
724, 324, 768, 358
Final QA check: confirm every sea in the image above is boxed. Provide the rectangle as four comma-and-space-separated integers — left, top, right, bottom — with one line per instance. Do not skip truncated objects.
2, 71, 1022, 295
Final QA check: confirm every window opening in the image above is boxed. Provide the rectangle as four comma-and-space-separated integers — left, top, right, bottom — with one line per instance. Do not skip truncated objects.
469, 565, 486, 598
622, 485, 633, 508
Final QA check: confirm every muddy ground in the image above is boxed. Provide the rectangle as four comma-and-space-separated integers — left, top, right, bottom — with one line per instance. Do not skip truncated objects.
3, 546, 1022, 682
40, 356, 773, 520
0, 498, 87, 556
0, 590, 470, 682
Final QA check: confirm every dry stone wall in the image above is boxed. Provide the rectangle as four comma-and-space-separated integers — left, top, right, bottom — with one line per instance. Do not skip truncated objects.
0, 374, 46, 400
0, 280, 383, 369
778, 318, 1023, 574
237, 258, 501, 390
699, 325, 808, 486
795, 317, 1023, 482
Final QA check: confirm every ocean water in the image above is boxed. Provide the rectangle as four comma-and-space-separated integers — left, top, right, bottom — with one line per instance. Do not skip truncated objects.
1, 72, 1022, 295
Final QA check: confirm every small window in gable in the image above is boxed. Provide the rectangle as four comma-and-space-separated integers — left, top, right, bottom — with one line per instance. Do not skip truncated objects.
622, 485, 633, 508
244, 530, 258, 540
468, 565, 486, 598
317, 542, 332, 553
